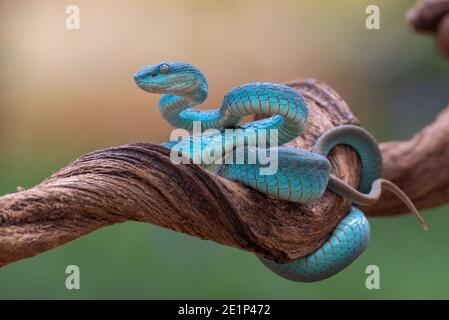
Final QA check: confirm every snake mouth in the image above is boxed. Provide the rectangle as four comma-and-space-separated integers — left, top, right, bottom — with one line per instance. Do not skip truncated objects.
134, 78, 165, 93
133, 75, 145, 87
135, 76, 200, 95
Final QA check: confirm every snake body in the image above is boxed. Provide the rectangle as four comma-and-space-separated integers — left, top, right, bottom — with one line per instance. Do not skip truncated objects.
134, 62, 425, 282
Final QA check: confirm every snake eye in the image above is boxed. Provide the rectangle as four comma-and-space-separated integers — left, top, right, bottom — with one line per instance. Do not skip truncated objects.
159, 63, 170, 74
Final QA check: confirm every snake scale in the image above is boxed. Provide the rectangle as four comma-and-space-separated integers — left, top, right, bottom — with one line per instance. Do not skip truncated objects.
134, 62, 427, 282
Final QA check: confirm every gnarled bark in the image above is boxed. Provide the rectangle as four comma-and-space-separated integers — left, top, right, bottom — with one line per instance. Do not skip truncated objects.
1, 79, 448, 268
1, 1, 449, 268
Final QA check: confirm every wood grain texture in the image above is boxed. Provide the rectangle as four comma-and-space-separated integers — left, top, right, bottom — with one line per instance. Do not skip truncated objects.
0, 80, 360, 267
1, 79, 448, 268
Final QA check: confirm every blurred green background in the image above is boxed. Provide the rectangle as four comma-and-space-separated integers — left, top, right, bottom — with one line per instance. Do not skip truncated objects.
1, 0, 449, 299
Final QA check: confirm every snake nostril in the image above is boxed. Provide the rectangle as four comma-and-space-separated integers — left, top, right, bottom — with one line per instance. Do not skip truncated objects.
134, 74, 141, 82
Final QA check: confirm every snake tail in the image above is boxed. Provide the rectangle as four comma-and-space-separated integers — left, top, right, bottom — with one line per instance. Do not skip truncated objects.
329, 176, 428, 230
259, 125, 425, 282
314, 125, 426, 230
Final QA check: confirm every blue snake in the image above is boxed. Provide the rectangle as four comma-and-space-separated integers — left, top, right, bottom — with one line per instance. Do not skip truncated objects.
134, 62, 427, 282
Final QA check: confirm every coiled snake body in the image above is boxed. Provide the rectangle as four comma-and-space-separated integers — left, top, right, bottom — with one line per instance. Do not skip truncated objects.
134, 62, 426, 282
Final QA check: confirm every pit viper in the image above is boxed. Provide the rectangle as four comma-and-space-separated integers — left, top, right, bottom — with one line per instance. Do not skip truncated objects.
134, 62, 426, 282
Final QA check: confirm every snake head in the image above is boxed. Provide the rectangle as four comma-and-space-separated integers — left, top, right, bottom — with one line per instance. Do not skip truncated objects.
134, 62, 207, 95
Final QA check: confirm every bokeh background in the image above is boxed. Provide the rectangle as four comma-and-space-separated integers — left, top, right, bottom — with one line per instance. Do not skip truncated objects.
1, 0, 449, 299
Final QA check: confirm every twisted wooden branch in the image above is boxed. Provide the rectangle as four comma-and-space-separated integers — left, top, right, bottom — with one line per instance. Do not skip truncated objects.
1, 79, 448, 268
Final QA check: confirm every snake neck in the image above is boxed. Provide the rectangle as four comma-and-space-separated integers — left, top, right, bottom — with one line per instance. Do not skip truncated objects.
159, 86, 222, 132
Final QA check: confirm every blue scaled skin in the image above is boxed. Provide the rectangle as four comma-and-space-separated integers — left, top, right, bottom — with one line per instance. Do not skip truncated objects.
135, 62, 425, 282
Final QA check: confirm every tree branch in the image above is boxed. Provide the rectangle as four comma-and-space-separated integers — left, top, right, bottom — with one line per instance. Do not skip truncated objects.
365, 106, 449, 216
1, 79, 448, 268
407, 0, 449, 57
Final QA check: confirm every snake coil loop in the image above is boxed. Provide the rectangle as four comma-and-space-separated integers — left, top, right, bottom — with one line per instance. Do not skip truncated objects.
135, 62, 426, 282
